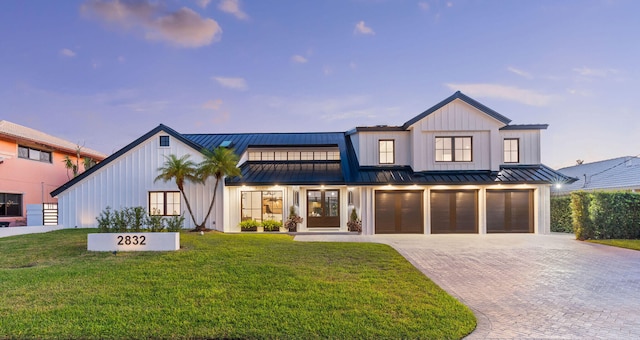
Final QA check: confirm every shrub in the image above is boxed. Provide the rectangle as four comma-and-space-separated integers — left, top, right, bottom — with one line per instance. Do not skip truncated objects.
128, 207, 147, 232
239, 219, 260, 231
571, 191, 593, 240
165, 214, 185, 232
347, 208, 362, 233
262, 219, 282, 231
284, 206, 303, 231
147, 215, 166, 232
112, 209, 131, 233
550, 196, 572, 233
570, 191, 640, 240
96, 207, 113, 233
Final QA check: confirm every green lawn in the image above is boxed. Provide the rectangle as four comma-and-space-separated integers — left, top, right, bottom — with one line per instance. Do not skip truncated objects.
0, 229, 475, 339
588, 239, 640, 251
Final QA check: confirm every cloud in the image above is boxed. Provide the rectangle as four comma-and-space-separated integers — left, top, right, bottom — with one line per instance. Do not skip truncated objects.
81, 0, 222, 48
202, 99, 223, 110
196, 0, 211, 8
218, 0, 248, 20
507, 66, 532, 79
445, 83, 552, 107
322, 65, 333, 76
291, 55, 308, 63
418, 2, 430, 11
354, 21, 375, 35
213, 76, 248, 90
60, 48, 76, 57
573, 66, 618, 78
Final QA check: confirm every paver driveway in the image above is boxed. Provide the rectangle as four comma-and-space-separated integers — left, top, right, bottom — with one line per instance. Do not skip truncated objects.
295, 233, 640, 339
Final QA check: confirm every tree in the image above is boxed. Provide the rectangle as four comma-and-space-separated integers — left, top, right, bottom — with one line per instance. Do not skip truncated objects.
154, 154, 200, 228
197, 147, 241, 231
83, 157, 97, 171
63, 155, 78, 180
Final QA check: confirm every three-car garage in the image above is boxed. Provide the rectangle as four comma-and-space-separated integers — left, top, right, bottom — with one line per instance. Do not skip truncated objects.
373, 189, 535, 234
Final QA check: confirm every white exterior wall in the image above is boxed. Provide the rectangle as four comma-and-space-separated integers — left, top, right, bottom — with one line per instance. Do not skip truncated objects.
410, 99, 506, 172
55, 131, 220, 230
353, 131, 411, 166
499, 130, 542, 164
358, 184, 550, 235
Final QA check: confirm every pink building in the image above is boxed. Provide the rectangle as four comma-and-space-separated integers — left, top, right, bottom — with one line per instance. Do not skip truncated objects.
0, 120, 106, 226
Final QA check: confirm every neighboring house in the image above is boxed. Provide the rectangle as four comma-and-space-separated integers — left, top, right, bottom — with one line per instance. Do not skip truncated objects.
0, 120, 106, 226
552, 156, 640, 196
52, 92, 575, 234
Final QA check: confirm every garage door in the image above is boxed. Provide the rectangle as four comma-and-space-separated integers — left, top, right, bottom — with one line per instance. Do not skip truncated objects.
430, 190, 478, 234
486, 190, 533, 233
375, 191, 424, 234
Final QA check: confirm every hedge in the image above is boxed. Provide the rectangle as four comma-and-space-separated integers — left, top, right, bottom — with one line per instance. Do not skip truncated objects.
570, 191, 640, 240
550, 196, 572, 233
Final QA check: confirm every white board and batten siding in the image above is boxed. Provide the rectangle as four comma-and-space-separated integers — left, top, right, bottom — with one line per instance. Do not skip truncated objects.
55, 131, 222, 230
354, 131, 411, 166
499, 130, 541, 164
410, 99, 506, 172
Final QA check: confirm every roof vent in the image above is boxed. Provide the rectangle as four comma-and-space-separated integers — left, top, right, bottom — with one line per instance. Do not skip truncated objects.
220, 140, 233, 148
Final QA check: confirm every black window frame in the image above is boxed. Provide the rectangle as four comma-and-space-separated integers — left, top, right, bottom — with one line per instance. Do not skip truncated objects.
435, 136, 473, 162
503, 138, 520, 163
159, 136, 170, 147
0, 193, 23, 217
149, 191, 181, 216
378, 139, 395, 164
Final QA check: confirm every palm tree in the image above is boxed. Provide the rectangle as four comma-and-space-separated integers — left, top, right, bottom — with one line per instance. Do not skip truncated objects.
154, 154, 200, 228
197, 147, 241, 231
63, 155, 78, 179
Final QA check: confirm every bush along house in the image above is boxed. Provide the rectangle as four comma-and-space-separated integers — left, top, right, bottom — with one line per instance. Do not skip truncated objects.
51, 92, 576, 234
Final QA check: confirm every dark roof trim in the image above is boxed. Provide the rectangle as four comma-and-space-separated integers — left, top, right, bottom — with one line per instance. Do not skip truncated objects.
51, 124, 204, 197
500, 124, 549, 130
402, 91, 512, 129
346, 126, 405, 135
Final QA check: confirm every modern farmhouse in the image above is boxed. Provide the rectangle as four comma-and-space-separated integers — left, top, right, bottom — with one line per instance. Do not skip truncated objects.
51, 92, 575, 234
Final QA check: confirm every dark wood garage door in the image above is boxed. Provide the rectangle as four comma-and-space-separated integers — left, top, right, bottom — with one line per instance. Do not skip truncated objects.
430, 190, 478, 234
486, 190, 533, 233
375, 191, 424, 234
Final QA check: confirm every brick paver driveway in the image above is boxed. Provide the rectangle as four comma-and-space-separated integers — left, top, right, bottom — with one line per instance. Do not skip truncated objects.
295, 233, 640, 339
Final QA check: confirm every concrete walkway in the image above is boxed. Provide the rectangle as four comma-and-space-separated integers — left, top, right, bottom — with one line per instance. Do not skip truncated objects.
295, 233, 640, 339
0, 225, 64, 238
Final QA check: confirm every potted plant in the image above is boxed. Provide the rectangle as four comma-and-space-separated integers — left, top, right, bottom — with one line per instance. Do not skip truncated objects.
347, 208, 362, 233
262, 219, 283, 232
239, 219, 261, 232
284, 206, 303, 232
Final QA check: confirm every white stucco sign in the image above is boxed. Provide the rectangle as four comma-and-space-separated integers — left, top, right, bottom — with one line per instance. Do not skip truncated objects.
88, 232, 180, 251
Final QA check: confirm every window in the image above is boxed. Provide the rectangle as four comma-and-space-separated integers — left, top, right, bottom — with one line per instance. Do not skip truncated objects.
247, 150, 340, 162
504, 138, 519, 163
379, 140, 395, 164
241, 191, 283, 223
149, 192, 181, 216
17, 145, 52, 163
435, 137, 472, 162
0, 193, 22, 217
159, 136, 170, 147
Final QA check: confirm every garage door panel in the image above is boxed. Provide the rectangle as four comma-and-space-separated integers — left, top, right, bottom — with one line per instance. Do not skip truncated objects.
487, 190, 533, 233
431, 190, 478, 234
375, 191, 423, 234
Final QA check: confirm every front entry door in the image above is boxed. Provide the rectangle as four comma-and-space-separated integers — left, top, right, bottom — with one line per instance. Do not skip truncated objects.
307, 190, 340, 228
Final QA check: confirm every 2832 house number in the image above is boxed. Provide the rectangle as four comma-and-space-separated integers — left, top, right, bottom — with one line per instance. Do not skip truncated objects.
116, 235, 146, 246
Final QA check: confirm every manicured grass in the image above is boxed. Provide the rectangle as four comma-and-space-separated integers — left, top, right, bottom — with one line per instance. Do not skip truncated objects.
0, 229, 475, 339
588, 239, 640, 251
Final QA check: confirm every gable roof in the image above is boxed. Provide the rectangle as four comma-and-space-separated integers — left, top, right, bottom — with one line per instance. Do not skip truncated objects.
0, 120, 106, 159
553, 156, 640, 195
402, 91, 512, 129
51, 124, 203, 197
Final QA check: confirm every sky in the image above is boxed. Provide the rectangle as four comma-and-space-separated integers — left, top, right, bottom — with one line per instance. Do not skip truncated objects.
1, 0, 639, 169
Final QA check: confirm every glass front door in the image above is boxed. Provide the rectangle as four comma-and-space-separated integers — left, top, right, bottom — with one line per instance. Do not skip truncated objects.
307, 190, 340, 228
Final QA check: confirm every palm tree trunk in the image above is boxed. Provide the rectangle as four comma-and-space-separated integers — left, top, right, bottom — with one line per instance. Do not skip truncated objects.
178, 187, 199, 229
198, 177, 220, 231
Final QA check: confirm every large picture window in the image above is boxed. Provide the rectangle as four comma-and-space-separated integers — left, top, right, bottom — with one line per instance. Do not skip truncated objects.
18, 145, 52, 163
504, 138, 519, 163
0, 193, 23, 217
435, 137, 472, 162
149, 192, 181, 216
241, 191, 283, 223
379, 140, 395, 164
